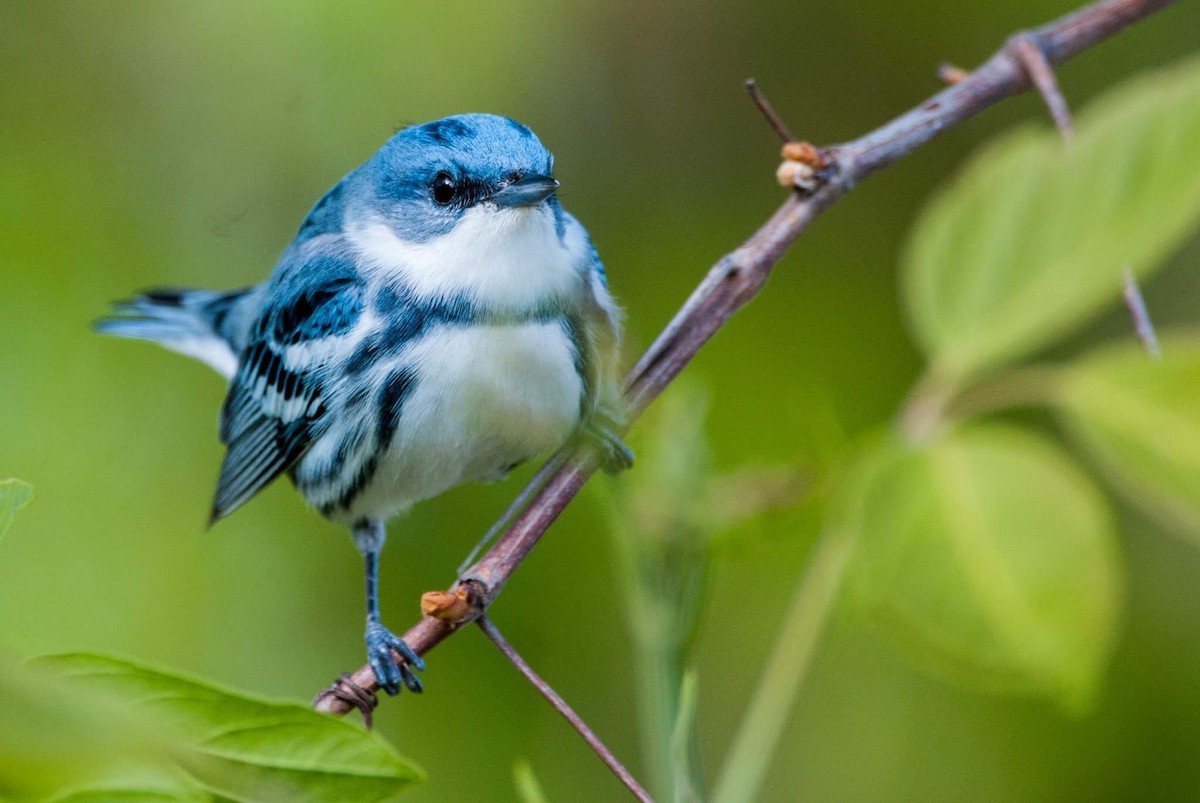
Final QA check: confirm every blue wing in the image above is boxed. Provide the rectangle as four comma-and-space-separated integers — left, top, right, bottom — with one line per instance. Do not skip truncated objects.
211, 250, 365, 522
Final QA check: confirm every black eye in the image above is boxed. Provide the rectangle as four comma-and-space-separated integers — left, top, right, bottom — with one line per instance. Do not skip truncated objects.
431, 172, 456, 205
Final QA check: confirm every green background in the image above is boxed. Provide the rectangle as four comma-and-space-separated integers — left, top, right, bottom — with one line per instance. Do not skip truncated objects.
2, 1, 1199, 800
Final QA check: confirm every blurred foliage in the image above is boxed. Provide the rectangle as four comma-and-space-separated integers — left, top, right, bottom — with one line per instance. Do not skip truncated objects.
904, 55, 1200, 382
600, 384, 806, 800
512, 760, 549, 803
0, 480, 34, 543
1059, 332, 1200, 538
1, 652, 422, 801
842, 426, 1121, 712
4, 1, 1200, 801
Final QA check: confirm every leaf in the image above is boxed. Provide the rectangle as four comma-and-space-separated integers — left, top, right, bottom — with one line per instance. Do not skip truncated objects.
669, 671, 703, 803
1058, 331, 1200, 539
904, 55, 1200, 380
0, 478, 34, 542
39, 653, 424, 802
46, 774, 212, 803
842, 425, 1122, 711
0, 651, 196, 802
512, 760, 549, 803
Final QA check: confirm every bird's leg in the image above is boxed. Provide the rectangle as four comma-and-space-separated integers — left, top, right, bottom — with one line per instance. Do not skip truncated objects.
354, 518, 425, 695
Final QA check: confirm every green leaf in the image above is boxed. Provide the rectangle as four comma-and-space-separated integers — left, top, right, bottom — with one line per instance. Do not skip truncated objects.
669, 671, 702, 803
843, 425, 1122, 711
0, 479, 34, 542
512, 760, 549, 803
39, 653, 424, 801
1058, 331, 1200, 539
45, 773, 212, 803
904, 55, 1200, 380
0, 652, 165, 801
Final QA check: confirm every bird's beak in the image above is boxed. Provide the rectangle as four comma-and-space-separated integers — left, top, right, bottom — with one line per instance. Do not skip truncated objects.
490, 173, 559, 207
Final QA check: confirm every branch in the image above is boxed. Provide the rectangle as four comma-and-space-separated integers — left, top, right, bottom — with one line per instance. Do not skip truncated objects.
478, 617, 653, 803
314, 0, 1175, 716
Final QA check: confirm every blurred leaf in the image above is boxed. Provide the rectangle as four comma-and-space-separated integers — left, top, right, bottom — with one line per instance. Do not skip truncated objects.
512, 759, 549, 803
39, 653, 424, 801
601, 383, 714, 801
904, 55, 1200, 380
711, 530, 852, 803
1058, 331, 1200, 539
48, 787, 204, 796
47, 791, 205, 802
0, 478, 34, 542
0, 652, 180, 802
46, 773, 211, 803
669, 671, 702, 803
603, 382, 813, 800
843, 425, 1122, 711
702, 466, 812, 536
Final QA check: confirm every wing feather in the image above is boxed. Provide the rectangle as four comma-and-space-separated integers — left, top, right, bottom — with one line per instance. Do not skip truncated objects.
210, 254, 364, 523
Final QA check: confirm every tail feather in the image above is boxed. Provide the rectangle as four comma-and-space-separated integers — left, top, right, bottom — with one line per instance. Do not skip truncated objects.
95, 287, 259, 379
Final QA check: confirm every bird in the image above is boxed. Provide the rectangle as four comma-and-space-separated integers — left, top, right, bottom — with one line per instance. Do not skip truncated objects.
96, 113, 631, 696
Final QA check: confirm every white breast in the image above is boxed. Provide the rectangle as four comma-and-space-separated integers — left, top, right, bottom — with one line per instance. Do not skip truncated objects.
349, 204, 588, 310
345, 320, 583, 521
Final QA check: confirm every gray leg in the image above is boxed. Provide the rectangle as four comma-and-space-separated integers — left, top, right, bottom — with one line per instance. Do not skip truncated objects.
353, 518, 424, 695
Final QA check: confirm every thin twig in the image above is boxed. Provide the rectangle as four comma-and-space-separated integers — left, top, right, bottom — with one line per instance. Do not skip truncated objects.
745, 79, 796, 144
1009, 34, 1075, 141
313, 0, 1175, 716
1123, 267, 1162, 358
478, 616, 653, 803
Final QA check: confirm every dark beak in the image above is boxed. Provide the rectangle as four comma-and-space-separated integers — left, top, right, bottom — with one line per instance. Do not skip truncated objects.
491, 173, 559, 207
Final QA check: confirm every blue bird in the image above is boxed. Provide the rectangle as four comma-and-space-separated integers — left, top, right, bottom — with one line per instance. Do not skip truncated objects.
97, 113, 631, 696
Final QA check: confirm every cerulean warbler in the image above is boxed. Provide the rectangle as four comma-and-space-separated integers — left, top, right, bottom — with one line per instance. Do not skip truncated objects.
98, 114, 630, 696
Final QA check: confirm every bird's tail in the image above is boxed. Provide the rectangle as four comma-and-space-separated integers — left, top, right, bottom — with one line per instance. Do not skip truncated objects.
95, 287, 262, 379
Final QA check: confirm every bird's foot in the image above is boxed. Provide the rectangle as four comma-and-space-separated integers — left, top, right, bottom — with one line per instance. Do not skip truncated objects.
583, 408, 634, 474
365, 620, 425, 695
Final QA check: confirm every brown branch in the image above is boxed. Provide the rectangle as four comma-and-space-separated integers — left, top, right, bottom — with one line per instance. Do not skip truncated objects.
478, 617, 653, 803
314, 0, 1175, 716
745, 78, 796, 144
1009, 34, 1076, 141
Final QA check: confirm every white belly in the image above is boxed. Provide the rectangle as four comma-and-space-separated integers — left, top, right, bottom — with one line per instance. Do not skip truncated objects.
346, 320, 583, 520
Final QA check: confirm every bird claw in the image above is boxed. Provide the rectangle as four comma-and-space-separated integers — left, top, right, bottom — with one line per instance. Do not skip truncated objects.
366, 621, 425, 695
584, 409, 634, 474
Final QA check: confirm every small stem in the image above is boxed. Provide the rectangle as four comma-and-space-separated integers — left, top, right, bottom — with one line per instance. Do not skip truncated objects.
943, 364, 1064, 421
1123, 267, 1162, 359
897, 367, 959, 443
478, 617, 653, 803
711, 531, 853, 803
1009, 34, 1075, 142
899, 363, 1062, 441
745, 79, 797, 143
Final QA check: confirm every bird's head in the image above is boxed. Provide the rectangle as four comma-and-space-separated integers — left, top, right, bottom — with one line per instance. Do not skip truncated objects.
352, 113, 560, 244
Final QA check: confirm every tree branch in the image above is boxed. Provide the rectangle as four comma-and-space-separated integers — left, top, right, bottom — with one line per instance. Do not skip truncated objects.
313, 0, 1175, 716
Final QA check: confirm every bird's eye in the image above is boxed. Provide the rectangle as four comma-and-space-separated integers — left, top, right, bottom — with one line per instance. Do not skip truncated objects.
431, 172, 457, 205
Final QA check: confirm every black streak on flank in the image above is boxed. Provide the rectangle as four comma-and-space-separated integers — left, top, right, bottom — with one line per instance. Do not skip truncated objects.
377, 368, 418, 450
322, 454, 380, 517
561, 313, 592, 417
